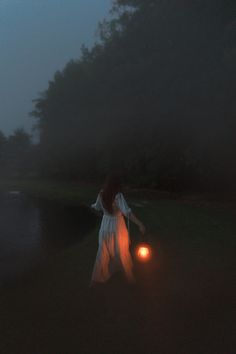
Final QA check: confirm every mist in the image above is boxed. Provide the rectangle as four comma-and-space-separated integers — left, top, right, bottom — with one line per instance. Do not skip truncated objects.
0, 0, 111, 137
0, 0, 236, 193
0, 2, 235, 352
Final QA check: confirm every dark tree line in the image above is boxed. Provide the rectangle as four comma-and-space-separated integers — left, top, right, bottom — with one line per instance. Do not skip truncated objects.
29, 0, 236, 192
0, 128, 39, 179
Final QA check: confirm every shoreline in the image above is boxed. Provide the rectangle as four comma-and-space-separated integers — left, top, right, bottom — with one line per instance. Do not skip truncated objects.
0, 178, 234, 353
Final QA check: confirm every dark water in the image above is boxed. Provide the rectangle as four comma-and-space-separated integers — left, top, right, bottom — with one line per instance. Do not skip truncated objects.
0, 191, 96, 280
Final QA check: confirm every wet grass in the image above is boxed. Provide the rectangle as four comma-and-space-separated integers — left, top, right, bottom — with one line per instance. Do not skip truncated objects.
0, 179, 235, 353
0, 178, 99, 206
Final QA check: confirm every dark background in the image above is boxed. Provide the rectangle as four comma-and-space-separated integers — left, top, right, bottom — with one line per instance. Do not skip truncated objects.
1, 0, 236, 195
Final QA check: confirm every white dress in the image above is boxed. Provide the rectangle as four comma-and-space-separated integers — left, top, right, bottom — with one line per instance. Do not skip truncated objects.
90, 191, 135, 283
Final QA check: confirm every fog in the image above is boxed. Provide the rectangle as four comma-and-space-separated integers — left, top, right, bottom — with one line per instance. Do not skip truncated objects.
0, 0, 235, 193
0, 0, 111, 138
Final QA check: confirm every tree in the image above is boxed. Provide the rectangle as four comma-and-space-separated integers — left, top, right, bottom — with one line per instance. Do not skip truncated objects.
30, 0, 236, 192
3, 128, 33, 178
0, 130, 7, 170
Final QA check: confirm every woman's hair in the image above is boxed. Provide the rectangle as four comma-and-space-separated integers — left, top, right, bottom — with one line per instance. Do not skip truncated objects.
100, 172, 123, 214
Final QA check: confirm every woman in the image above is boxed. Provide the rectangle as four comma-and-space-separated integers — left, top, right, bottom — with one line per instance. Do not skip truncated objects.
90, 173, 146, 286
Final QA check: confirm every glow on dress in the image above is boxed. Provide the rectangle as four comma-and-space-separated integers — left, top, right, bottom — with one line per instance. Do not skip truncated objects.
90, 191, 134, 283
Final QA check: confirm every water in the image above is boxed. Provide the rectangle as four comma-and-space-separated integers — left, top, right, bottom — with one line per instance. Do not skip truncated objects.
0, 191, 96, 280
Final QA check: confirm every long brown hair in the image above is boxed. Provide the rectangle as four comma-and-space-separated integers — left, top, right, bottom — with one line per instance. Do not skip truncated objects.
100, 172, 123, 214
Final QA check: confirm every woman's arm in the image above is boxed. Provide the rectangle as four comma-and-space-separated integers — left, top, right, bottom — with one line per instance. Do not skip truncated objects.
91, 192, 103, 212
116, 193, 146, 234
129, 212, 146, 235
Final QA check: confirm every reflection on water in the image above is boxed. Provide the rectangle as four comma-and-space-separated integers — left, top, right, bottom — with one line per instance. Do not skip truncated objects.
0, 191, 96, 280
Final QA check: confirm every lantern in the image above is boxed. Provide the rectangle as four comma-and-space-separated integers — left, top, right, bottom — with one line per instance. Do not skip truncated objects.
135, 242, 152, 262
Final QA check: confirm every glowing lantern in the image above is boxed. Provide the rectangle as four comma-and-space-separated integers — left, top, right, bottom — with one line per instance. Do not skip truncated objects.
135, 242, 152, 262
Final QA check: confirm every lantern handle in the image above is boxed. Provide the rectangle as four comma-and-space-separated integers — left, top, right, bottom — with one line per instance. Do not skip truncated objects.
140, 232, 149, 243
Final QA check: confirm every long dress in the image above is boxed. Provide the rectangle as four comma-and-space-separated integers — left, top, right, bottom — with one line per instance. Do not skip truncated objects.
90, 191, 135, 283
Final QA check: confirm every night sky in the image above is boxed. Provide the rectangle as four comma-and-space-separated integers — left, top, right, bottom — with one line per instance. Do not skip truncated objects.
0, 0, 112, 140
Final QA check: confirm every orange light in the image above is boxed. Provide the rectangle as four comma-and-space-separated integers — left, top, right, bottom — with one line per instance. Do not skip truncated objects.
135, 243, 152, 262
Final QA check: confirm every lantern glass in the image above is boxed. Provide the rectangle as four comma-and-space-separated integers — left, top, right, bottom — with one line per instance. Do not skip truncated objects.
135, 243, 152, 262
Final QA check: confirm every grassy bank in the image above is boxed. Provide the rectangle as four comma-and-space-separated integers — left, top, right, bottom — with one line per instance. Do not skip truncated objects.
0, 178, 235, 281
0, 179, 235, 353
0, 178, 100, 206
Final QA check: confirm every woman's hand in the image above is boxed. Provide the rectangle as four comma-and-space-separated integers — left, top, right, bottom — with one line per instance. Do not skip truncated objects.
138, 222, 146, 235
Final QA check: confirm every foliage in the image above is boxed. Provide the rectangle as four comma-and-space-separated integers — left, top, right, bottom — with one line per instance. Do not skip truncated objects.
0, 128, 35, 178
30, 0, 236, 192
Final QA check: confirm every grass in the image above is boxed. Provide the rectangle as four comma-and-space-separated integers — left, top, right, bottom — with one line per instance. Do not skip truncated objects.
0, 178, 99, 206
0, 178, 235, 353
